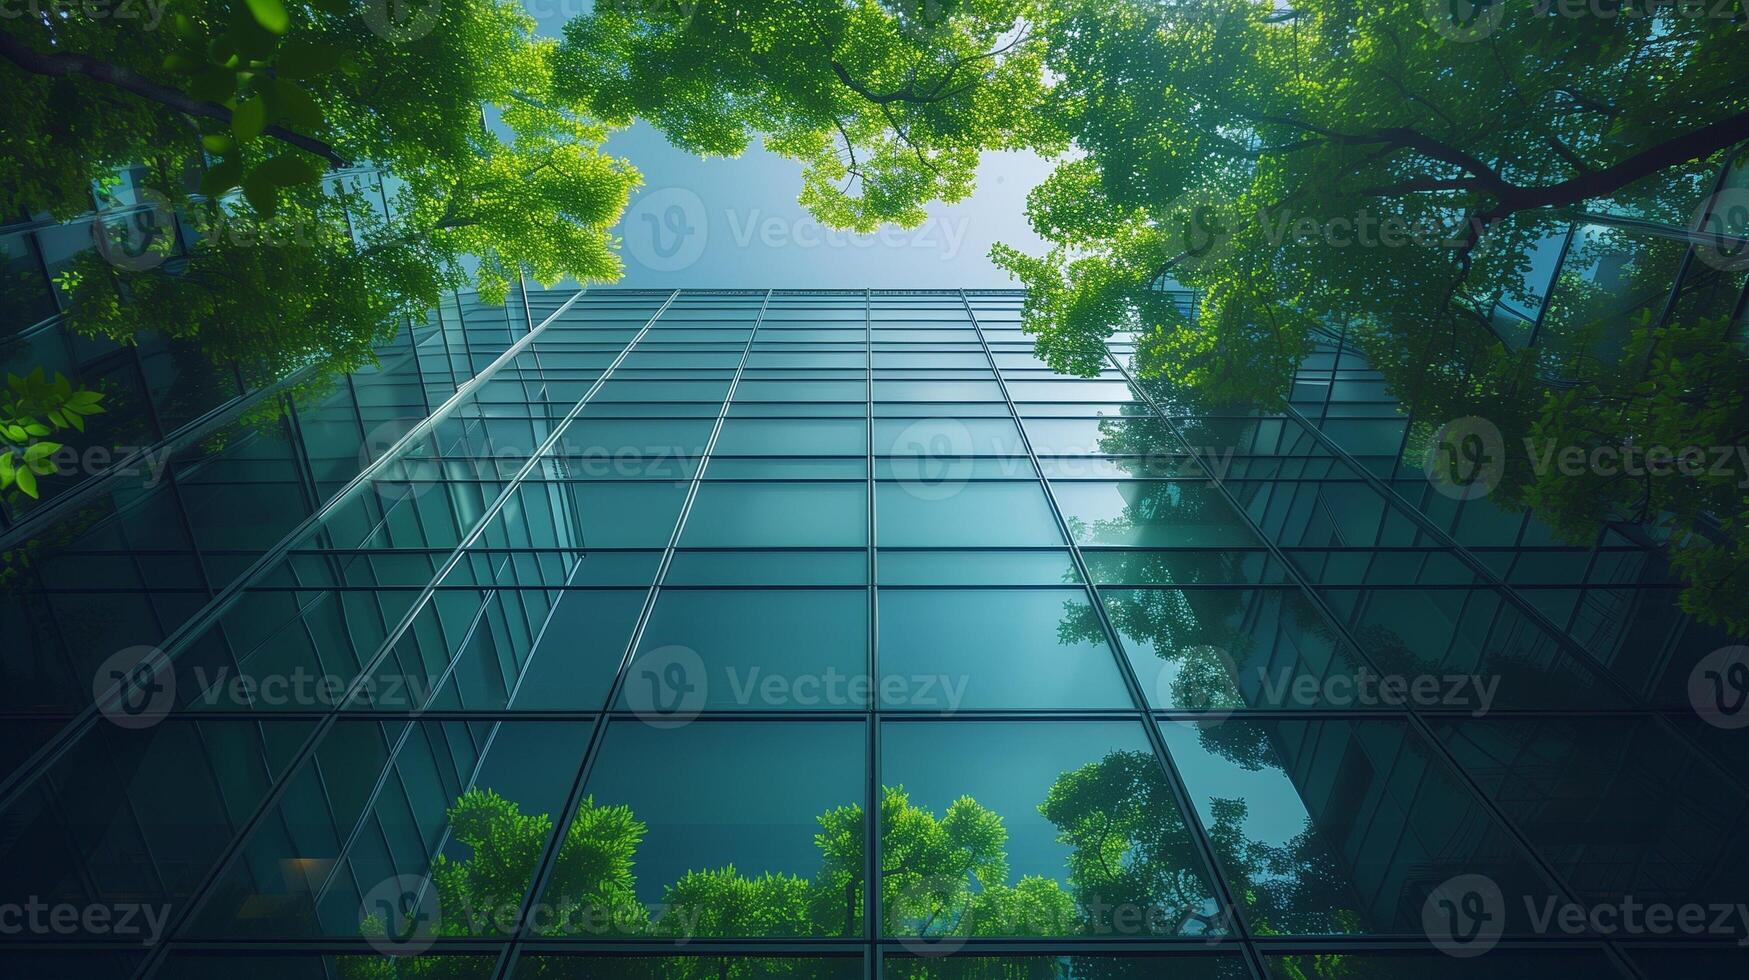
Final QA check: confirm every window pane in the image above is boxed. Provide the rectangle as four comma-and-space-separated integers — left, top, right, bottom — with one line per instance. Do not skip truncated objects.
683, 483, 867, 547
714, 418, 867, 455
547, 721, 866, 938
621, 589, 867, 712
881, 721, 1225, 938
877, 589, 1132, 710
876, 482, 1065, 547
509, 590, 648, 710
1051, 481, 1261, 548
1105, 588, 1373, 712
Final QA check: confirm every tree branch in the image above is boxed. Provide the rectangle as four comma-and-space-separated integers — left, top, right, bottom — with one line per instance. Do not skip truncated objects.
0, 33, 350, 168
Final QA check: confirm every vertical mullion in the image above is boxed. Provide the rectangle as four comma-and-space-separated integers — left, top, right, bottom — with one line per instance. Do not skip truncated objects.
958, 291, 1268, 980
863, 288, 879, 978
495, 289, 770, 975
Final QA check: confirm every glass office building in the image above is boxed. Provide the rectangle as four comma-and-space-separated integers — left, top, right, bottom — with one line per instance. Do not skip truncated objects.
1, 287, 1744, 980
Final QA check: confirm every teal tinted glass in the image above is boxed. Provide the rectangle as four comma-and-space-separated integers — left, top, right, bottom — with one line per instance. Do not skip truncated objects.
508, 589, 648, 710
875, 482, 1065, 547
881, 721, 1225, 938
877, 589, 1132, 710
1162, 718, 1556, 936
665, 550, 867, 585
877, 550, 1079, 585
559, 721, 866, 937
1050, 481, 1261, 548
714, 418, 867, 455
1105, 588, 1373, 711
622, 589, 868, 711
682, 483, 867, 547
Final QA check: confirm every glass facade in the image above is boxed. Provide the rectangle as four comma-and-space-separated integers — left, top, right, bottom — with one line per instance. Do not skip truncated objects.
1, 288, 1744, 979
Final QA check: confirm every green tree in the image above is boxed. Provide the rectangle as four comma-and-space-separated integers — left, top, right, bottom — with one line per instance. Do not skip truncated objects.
340, 747, 1369, 977
553, 0, 1062, 230
7, 0, 637, 390
994, 0, 1748, 383
981, 0, 1749, 631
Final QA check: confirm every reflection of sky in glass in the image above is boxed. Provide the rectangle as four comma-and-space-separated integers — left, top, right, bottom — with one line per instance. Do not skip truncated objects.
882, 721, 1159, 881
583, 721, 864, 906
1159, 722, 1316, 859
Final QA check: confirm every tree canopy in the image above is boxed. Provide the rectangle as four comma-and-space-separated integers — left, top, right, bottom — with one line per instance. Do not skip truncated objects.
7, 0, 1748, 626
341, 749, 1352, 978
554, 0, 1061, 231
4, 0, 638, 387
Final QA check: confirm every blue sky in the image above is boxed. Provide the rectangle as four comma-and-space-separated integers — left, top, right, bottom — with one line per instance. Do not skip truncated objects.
523, 1, 1055, 288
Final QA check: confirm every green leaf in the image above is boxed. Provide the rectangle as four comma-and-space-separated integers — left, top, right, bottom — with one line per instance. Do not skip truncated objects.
23, 441, 58, 463
208, 34, 242, 69
244, 0, 290, 34
278, 39, 345, 80
273, 82, 324, 133
254, 154, 324, 188
242, 168, 279, 218
189, 67, 236, 103
202, 133, 235, 155
225, 17, 280, 64
163, 54, 202, 74
66, 412, 84, 433
233, 93, 268, 142
200, 157, 246, 197
15, 465, 37, 499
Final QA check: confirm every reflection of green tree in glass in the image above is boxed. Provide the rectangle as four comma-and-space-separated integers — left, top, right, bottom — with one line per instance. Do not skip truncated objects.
1378, 307, 1749, 636
1042, 750, 1214, 935
1203, 797, 1356, 939
341, 749, 1360, 978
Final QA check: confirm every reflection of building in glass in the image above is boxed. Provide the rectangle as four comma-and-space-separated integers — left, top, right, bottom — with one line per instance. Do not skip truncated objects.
0, 288, 1744, 979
